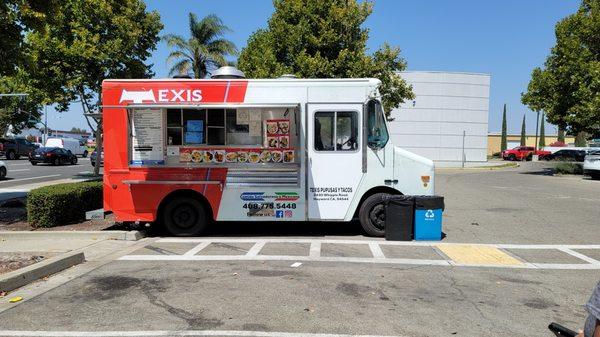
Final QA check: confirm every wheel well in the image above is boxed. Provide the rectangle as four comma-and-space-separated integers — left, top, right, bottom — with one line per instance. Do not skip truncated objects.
156, 189, 214, 222
352, 186, 402, 218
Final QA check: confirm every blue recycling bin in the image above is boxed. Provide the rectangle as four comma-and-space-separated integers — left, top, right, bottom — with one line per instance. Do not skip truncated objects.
414, 196, 444, 240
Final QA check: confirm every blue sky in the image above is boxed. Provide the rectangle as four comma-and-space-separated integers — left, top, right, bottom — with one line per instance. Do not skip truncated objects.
49, 0, 578, 135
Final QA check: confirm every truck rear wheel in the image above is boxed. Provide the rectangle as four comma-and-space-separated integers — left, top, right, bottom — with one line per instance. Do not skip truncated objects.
162, 197, 208, 236
359, 193, 389, 237
6, 151, 15, 160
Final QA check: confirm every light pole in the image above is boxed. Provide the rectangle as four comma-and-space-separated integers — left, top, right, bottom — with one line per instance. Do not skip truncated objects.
534, 111, 540, 150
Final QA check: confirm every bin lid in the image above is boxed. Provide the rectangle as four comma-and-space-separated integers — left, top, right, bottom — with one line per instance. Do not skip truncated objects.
414, 195, 444, 210
384, 195, 414, 206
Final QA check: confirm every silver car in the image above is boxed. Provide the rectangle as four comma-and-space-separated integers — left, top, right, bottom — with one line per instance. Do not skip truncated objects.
583, 150, 600, 179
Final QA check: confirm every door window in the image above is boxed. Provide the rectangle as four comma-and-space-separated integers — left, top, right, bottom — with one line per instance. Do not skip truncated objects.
314, 111, 358, 152
366, 100, 389, 149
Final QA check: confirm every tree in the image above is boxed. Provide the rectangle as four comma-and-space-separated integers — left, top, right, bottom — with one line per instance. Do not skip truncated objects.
23, 0, 162, 175
0, 72, 43, 134
539, 113, 546, 147
558, 127, 565, 143
520, 115, 527, 146
522, 0, 600, 137
237, 0, 414, 114
164, 13, 237, 79
500, 104, 507, 152
575, 132, 588, 147
70, 127, 87, 134
0, 0, 58, 77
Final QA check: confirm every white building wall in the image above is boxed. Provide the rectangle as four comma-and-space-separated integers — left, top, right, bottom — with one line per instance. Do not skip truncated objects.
389, 71, 490, 166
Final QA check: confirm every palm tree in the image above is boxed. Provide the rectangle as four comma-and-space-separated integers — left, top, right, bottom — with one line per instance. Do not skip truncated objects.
164, 13, 237, 78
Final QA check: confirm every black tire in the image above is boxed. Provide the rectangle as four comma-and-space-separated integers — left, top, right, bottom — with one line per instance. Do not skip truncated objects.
82, 151, 88, 158
53, 157, 60, 166
71, 157, 78, 165
591, 173, 600, 180
0, 167, 6, 180
162, 197, 208, 236
508, 154, 516, 161
14, 154, 20, 160
6, 151, 15, 160
526, 153, 533, 161
31, 161, 37, 166
359, 193, 390, 237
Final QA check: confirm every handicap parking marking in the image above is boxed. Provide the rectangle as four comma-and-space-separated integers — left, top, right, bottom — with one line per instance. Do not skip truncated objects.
119, 238, 600, 270
0, 330, 407, 337
436, 244, 524, 266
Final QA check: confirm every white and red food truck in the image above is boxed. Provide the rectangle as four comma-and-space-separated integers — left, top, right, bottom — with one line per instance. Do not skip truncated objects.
101, 68, 434, 236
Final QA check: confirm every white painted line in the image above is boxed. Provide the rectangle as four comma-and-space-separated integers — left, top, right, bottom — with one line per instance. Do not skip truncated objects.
156, 238, 600, 250
557, 247, 600, 265
182, 242, 211, 256
120, 254, 450, 267
6, 163, 30, 166
369, 243, 385, 259
309, 241, 321, 258
0, 174, 60, 184
0, 330, 405, 337
9, 169, 30, 172
290, 262, 302, 268
78, 171, 93, 175
245, 241, 266, 257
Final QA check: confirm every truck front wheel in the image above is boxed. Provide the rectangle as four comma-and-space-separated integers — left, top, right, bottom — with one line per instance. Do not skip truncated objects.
162, 197, 208, 236
6, 151, 15, 160
359, 193, 388, 237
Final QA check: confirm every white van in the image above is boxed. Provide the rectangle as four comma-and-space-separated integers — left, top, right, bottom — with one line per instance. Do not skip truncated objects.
45, 137, 88, 157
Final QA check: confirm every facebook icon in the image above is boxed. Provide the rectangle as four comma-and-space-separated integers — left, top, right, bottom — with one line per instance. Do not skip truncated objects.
275, 210, 284, 218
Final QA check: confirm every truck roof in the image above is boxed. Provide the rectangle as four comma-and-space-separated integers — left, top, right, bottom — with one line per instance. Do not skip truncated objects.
103, 78, 381, 85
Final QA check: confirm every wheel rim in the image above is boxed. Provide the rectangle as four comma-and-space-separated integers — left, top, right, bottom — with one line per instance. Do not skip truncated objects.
0, 168, 5, 178
368, 203, 386, 231
8, 152, 14, 160
170, 203, 198, 229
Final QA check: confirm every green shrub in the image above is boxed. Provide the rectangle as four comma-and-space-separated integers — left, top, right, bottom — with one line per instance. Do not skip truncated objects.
554, 162, 583, 175
27, 180, 103, 228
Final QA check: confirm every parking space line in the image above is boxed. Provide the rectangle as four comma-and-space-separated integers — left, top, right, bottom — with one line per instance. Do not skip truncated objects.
309, 242, 321, 258
8, 169, 31, 172
182, 242, 211, 256
557, 247, 600, 265
369, 243, 385, 259
0, 330, 406, 337
246, 241, 266, 257
125, 239, 600, 270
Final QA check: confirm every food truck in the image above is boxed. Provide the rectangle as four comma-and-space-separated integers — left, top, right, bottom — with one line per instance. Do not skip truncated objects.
101, 67, 434, 236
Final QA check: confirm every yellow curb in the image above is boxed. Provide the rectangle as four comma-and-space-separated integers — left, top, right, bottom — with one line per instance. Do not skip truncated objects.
437, 244, 523, 265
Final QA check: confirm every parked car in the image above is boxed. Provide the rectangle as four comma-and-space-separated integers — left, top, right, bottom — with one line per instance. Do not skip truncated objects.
45, 137, 88, 157
90, 149, 103, 167
501, 146, 551, 161
0, 161, 6, 179
0, 137, 38, 160
583, 150, 600, 179
543, 149, 587, 162
29, 147, 78, 165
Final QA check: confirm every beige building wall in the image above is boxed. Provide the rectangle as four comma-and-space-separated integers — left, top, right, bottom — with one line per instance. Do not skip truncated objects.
487, 134, 576, 156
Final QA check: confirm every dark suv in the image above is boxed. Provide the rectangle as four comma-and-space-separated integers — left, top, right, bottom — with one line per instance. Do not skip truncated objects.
0, 138, 38, 160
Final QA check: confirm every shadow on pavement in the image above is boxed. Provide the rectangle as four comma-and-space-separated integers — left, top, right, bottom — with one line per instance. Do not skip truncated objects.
147, 219, 366, 238
519, 167, 555, 176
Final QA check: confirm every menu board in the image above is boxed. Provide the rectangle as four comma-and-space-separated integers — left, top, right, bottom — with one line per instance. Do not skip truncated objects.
265, 119, 290, 149
130, 109, 164, 165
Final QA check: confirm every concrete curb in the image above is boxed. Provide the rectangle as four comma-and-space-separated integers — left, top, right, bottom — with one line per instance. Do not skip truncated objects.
0, 251, 85, 293
0, 230, 144, 241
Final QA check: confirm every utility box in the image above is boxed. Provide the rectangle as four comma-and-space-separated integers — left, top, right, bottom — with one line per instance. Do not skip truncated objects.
384, 196, 414, 241
414, 196, 444, 240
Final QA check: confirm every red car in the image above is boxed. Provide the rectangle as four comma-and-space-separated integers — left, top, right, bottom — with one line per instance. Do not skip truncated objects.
502, 146, 551, 161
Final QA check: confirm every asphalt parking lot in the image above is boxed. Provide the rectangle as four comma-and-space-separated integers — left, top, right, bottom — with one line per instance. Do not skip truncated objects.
0, 162, 599, 337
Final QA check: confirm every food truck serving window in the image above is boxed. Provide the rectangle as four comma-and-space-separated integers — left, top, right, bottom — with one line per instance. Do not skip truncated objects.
130, 107, 298, 166
314, 111, 359, 152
